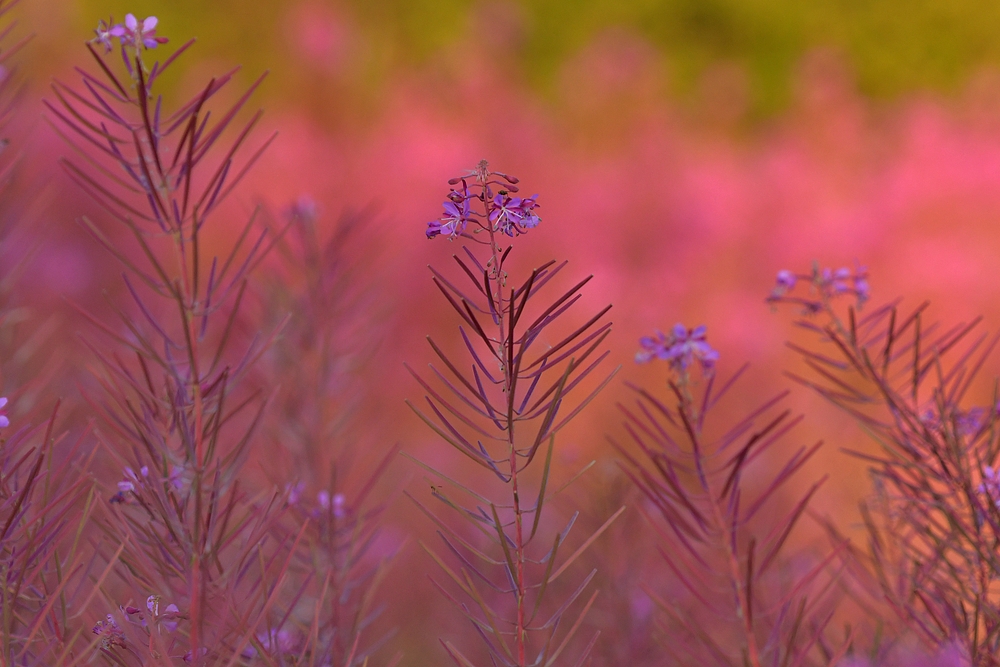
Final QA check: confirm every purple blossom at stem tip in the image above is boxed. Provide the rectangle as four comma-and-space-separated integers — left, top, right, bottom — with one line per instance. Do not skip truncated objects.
636, 324, 719, 374
425, 161, 540, 240
426, 185, 471, 240
767, 262, 870, 312
90, 14, 167, 54
122, 14, 167, 49
490, 192, 541, 237
0, 396, 8, 428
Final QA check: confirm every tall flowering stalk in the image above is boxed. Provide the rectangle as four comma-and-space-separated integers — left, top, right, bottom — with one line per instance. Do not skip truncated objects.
257, 202, 400, 666
408, 161, 622, 666
49, 16, 293, 664
616, 324, 849, 666
770, 267, 1000, 664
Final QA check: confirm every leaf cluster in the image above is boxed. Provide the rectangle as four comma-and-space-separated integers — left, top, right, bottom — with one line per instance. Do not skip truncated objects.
783, 298, 1000, 665
613, 368, 848, 667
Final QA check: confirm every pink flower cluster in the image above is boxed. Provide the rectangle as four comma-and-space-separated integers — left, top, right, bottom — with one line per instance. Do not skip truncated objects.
92, 14, 167, 54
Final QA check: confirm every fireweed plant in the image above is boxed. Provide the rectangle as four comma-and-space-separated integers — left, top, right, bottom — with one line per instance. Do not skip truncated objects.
768, 264, 1000, 664
1, 5, 101, 665
18, 7, 1000, 667
408, 161, 623, 666
615, 324, 850, 666
257, 200, 400, 667
47, 15, 308, 665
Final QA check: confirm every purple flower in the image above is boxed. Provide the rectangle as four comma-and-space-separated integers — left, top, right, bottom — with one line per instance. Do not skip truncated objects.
956, 407, 987, 436
636, 324, 719, 374
426, 188, 471, 240
161, 603, 180, 632
115, 466, 148, 497
768, 269, 798, 300
121, 14, 167, 50
852, 272, 870, 305
635, 330, 669, 364
242, 628, 298, 658
490, 192, 541, 237
285, 481, 305, 505
168, 464, 187, 491
286, 195, 318, 223
823, 267, 852, 294
92, 18, 121, 53
93, 614, 127, 649
317, 490, 347, 518
183, 648, 208, 663
767, 262, 870, 311
979, 466, 1000, 506
0, 396, 8, 428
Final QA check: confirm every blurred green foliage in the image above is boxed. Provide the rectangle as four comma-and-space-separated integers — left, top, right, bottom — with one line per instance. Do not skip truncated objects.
69, 0, 1000, 115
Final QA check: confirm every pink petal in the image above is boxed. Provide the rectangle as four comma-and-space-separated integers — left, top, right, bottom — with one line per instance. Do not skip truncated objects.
142, 16, 158, 31
124, 13, 137, 30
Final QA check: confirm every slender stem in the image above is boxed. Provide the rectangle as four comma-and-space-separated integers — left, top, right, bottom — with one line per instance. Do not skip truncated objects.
151, 64, 205, 658
685, 400, 763, 667
480, 169, 528, 666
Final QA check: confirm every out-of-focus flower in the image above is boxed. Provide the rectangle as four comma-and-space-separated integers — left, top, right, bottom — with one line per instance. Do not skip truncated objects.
636, 324, 719, 373
490, 192, 540, 237
92, 18, 121, 53
776, 270, 796, 291
0, 396, 8, 428
113, 466, 149, 500
956, 407, 987, 436
161, 603, 180, 632
919, 403, 998, 437
121, 14, 167, 50
979, 466, 1000, 507
767, 262, 870, 311
635, 331, 669, 365
168, 464, 187, 491
317, 490, 347, 518
183, 648, 208, 663
285, 481, 305, 505
286, 195, 318, 223
92, 614, 127, 649
125, 466, 149, 479
241, 629, 298, 659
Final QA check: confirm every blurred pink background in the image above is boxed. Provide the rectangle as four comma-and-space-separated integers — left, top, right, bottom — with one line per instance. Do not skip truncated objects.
11, 0, 1000, 660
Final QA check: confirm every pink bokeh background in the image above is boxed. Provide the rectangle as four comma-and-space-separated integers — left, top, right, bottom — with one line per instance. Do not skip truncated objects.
10, 3, 1000, 660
